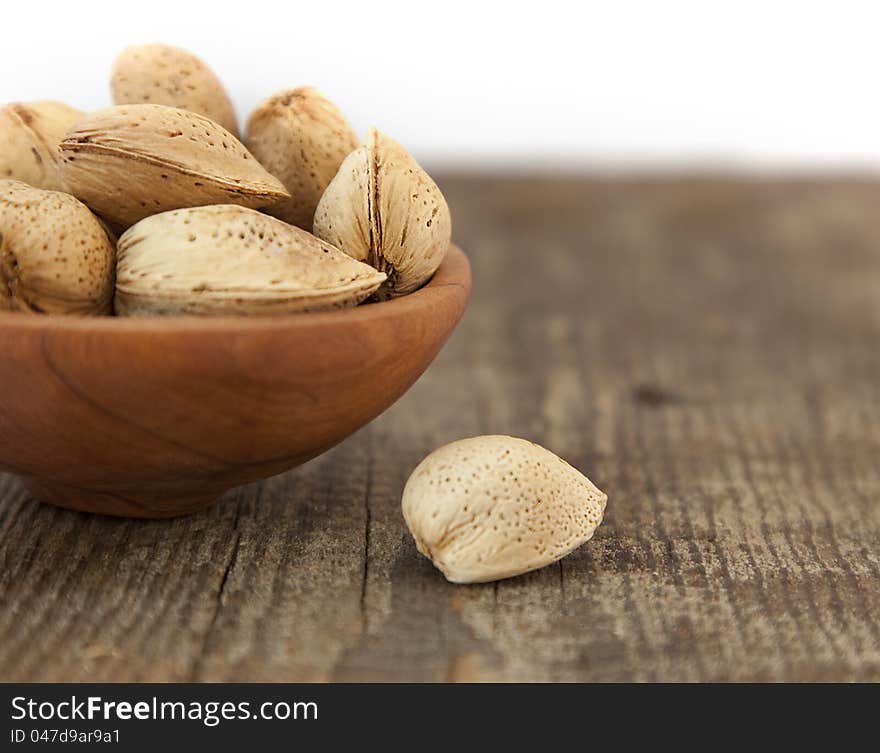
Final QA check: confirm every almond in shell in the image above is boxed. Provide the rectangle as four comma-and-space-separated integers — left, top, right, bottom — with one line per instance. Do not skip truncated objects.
115, 204, 386, 316
0, 101, 83, 191
111, 44, 240, 138
245, 87, 358, 229
313, 128, 451, 299
402, 435, 607, 583
0, 179, 115, 315
59, 104, 289, 228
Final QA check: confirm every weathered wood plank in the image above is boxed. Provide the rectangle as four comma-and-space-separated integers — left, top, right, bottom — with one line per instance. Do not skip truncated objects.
1, 175, 878, 681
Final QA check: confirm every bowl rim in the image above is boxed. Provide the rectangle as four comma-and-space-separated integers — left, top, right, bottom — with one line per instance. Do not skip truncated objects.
0, 244, 470, 334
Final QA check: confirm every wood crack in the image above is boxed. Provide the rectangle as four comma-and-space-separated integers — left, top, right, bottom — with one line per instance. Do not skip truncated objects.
359, 444, 374, 636
187, 487, 251, 681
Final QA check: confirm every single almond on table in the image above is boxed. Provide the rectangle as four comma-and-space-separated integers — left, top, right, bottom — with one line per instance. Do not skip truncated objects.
0, 179, 115, 315
111, 43, 240, 138
245, 86, 359, 230
402, 435, 607, 583
313, 128, 451, 299
59, 104, 289, 229
0, 101, 84, 192
115, 204, 386, 316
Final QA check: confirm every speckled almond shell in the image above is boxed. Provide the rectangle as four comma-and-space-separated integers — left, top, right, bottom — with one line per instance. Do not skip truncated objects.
245, 87, 358, 230
402, 435, 607, 583
58, 104, 290, 229
111, 44, 240, 138
0, 180, 115, 315
0, 101, 84, 192
313, 128, 451, 299
115, 205, 386, 316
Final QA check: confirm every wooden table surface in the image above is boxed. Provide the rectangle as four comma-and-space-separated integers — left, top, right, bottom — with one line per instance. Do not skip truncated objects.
1, 175, 878, 682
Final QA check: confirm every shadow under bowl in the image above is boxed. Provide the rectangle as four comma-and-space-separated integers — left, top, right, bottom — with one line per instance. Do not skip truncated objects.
0, 245, 471, 518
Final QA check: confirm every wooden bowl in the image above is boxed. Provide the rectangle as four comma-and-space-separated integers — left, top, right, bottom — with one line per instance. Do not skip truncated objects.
0, 245, 470, 518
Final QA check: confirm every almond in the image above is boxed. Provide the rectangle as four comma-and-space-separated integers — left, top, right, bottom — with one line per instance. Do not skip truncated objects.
245, 87, 358, 229
402, 435, 607, 583
0, 179, 115, 315
59, 104, 289, 228
313, 128, 451, 299
115, 204, 386, 316
111, 44, 240, 137
0, 101, 83, 192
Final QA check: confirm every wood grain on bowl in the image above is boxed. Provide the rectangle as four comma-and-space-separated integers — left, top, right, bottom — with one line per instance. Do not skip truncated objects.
0, 245, 470, 517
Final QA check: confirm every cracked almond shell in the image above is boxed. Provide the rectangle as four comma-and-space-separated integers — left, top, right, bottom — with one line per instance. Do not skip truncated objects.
111, 43, 240, 138
59, 104, 289, 228
245, 86, 359, 230
115, 204, 387, 316
313, 128, 451, 299
0, 180, 115, 315
0, 101, 84, 192
402, 435, 607, 583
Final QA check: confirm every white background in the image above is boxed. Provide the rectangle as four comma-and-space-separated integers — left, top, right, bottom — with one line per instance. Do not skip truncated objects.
3, 0, 880, 170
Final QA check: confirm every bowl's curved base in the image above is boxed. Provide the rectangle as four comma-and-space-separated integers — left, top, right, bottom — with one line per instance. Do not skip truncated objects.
20, 477, 224, 519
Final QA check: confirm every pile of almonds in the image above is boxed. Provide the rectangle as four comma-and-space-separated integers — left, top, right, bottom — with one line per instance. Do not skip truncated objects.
0, 43, 451, 315
1, 44, 608, 584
